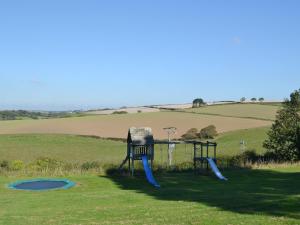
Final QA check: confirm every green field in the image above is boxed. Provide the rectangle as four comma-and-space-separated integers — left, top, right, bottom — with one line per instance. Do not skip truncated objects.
1, 166, 299, 225
185, 103, 280, 120
0, 126, 270, 165
0, 134, 125, 164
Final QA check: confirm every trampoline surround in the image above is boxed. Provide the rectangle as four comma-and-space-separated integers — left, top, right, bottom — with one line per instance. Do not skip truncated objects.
8, 178, 75, 191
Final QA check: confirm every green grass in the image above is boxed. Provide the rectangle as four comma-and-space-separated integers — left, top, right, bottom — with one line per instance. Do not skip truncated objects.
185, 103, 280, 121
0, 126, 270, 165
0, 134, 125, 164
216, 126, 270, 156
0, 166, 299, 225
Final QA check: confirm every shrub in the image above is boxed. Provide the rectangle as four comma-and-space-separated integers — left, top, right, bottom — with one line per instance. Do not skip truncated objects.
229, 150, 259, 166
10, 160, 25, 171
0, 160, 9, 169
81, 161, 101, 170
112, 111, 128, 114
28, 157, 63, 171
198, 125, 218, 139
181, 128, 198, 140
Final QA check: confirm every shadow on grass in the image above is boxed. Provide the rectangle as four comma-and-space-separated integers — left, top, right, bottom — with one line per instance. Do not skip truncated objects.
105, 168, 300, 220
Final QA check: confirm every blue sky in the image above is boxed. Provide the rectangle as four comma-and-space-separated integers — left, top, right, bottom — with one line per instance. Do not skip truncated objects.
0, 0, 300, 110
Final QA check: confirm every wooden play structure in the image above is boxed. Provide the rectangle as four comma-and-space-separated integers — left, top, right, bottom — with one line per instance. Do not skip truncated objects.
193, 141, 217, 172
119, 127, 154, 176
119, 127, 227, 187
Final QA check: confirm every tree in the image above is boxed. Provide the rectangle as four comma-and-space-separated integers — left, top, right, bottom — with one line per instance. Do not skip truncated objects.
198, 125, 218, 139
240, 97, 246, 102
192, 98, 205, 108
259, 97, 264, 102
251, 98, 257, 102
181, 128, 198, 140
263, 89, 300, 161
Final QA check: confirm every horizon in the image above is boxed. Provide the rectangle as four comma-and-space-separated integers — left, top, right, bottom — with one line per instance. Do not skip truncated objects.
1, 1, 300, 110
0, 98, 285, 112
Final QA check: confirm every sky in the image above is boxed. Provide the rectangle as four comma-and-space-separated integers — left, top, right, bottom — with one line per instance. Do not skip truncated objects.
0, 0, 300, 110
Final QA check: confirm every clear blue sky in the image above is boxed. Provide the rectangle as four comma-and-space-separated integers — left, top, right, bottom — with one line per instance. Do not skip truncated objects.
1, 0, 300, 110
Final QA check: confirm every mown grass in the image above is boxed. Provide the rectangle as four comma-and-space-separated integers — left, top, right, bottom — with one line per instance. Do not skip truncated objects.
0, 166, 299, 225
185, 103, 280, 121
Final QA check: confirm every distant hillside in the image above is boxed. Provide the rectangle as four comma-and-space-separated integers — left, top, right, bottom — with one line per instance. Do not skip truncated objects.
0, 110, 82, 121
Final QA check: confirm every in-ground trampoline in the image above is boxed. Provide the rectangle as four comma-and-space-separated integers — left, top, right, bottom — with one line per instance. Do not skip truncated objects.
8, 178, 75, 191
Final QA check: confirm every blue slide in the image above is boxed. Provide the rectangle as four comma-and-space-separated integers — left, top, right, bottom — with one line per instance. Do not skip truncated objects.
142, 155, 160, 188
207, 158, 228, 181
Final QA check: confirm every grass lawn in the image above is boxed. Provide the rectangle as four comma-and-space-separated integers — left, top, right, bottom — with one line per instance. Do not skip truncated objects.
185, 103, 280, 121
0, 166, 299, 225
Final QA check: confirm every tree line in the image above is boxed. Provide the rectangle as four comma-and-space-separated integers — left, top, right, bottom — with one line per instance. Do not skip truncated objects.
0, 110, 78, 120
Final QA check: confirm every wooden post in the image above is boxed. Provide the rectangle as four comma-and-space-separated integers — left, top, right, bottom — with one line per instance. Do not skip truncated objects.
206, 142, 209, 170
201, 143, 203, 170
151, 144, 154, 169
214, 144, 217, 164
132, 160, 134, 176
128, 157, 131, 174
193, 143, 196, 172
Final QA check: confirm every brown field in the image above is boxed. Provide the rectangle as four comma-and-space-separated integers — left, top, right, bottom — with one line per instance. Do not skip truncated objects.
0, 112, 271, 139
86, 106, 160, 115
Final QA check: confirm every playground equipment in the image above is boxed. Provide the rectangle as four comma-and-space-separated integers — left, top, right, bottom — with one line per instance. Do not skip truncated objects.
193, 141, 217, 172
119, 127, 155, 176
142, 155, 160, 188
207, 158, 228, 181
119, 127, 160, 187
163, 127, 177, 166
119, 127, 227, 187
190, 136, 227, 180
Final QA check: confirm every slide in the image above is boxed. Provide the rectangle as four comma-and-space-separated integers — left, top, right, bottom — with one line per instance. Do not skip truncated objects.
142, 155, 160, 188
207, 158, 228, 181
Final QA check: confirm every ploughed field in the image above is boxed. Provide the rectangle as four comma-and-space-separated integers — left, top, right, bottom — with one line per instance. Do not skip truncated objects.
0, 111, 271, 139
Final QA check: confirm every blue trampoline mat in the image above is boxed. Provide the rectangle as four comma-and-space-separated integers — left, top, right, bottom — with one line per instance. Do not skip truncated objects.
8, 179, 75, 191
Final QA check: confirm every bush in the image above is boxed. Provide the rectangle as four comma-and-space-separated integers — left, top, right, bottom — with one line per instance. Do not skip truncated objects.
229, 150, 259, 166
28, 157, 63, 171
0, 160, 9, 169
198, 125, 218, 139
112, 111, 128, 114
181, 128, 198, 140
81, 161, 101, 170
10, 160, 25, 171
